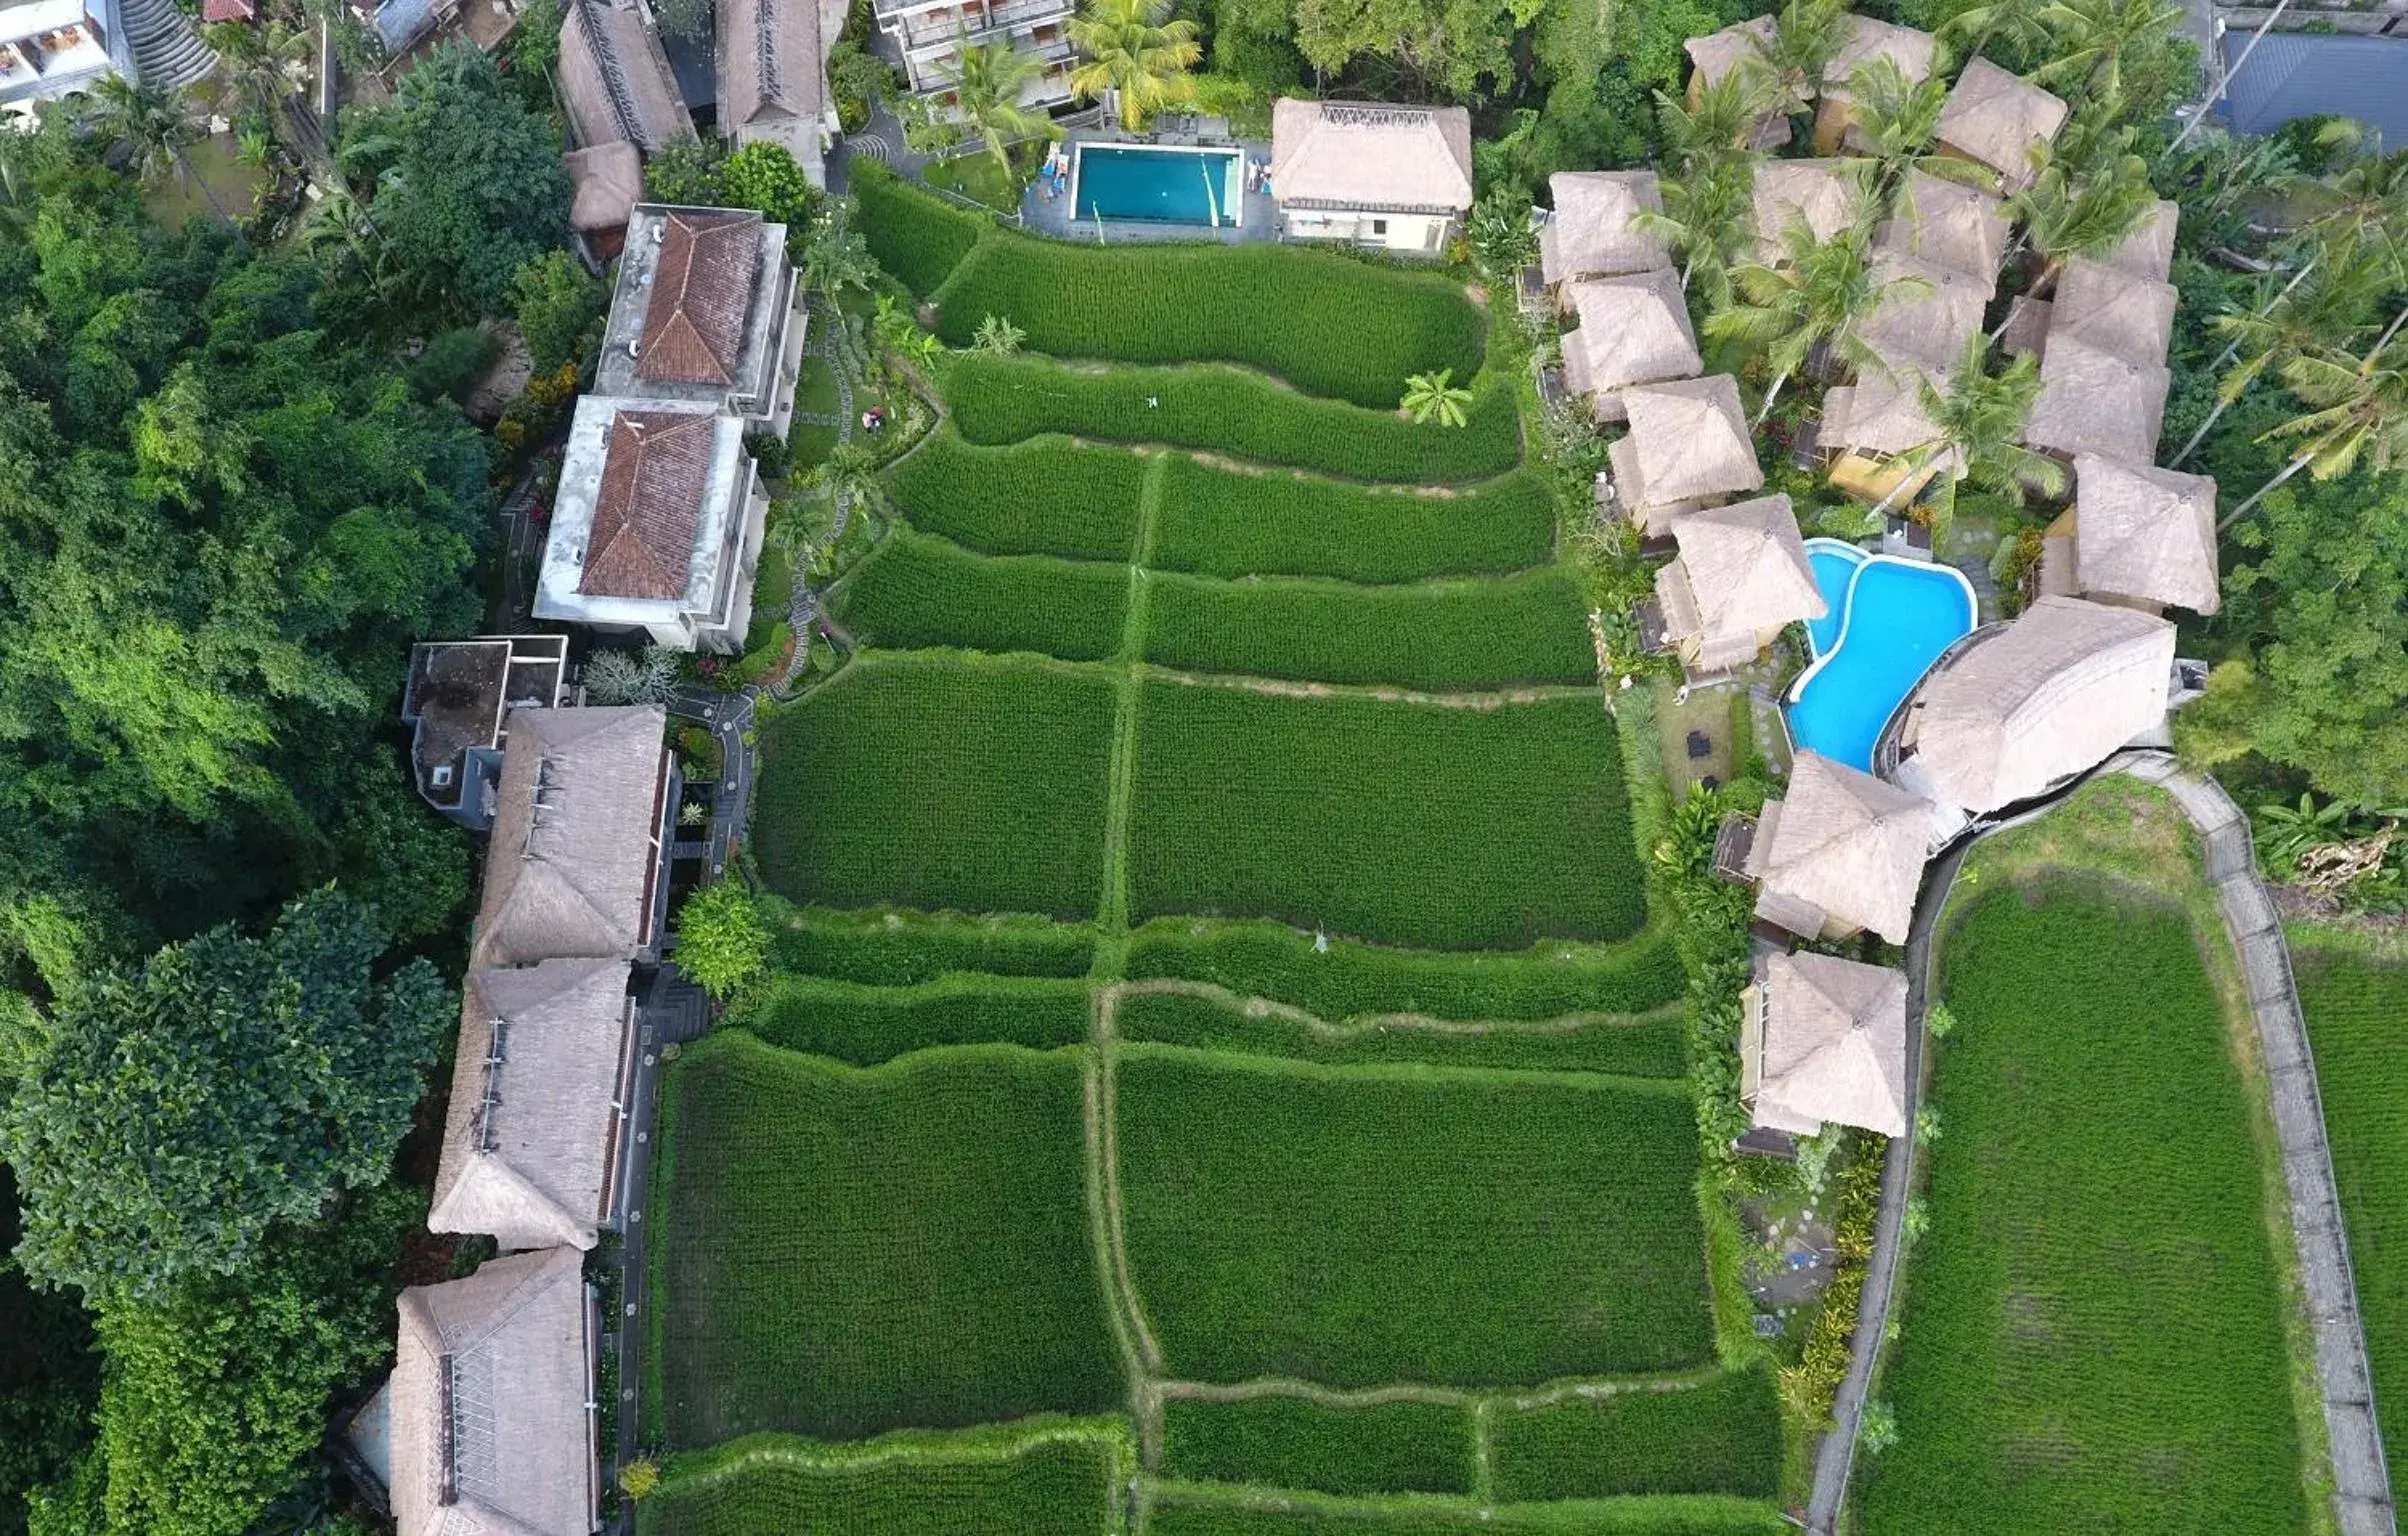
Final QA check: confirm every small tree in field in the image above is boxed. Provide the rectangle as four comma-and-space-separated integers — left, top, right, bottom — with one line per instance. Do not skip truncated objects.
675, 880, 770, 1000
1402, 370, 1473, 427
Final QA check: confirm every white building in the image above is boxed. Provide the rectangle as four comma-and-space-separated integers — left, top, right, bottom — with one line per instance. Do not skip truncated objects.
872, 0, 1075, 105
1268, 99, 1473, 254
593, 205, 807, 434
0, 0, 124, 117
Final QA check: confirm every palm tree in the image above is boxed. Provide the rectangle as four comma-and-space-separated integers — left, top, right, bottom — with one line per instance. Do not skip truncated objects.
1066, 0, 1200, 132
1653, 75, 1764, 173
2224, 335, 2408, 529
2031, 0, 2185, 107
84, 75, 196, 190
2170, 256, 2383, 467
948, 36, 1053, 176
2002, 134, 2157, 298
1842, 57, 1980, 196
796, 208, 877, 299
202, 17, 314, 134
1707, 208, 1898, 426
1739, 0, 1846, 123
811, 441, 893, 527
300, 184, 386, 275
971, 313, 1026, 354
1938, 0, 2054, 67
1636, 155, 1759, 310
1871, 334, 2064, 514
1402, 370, 1473, 427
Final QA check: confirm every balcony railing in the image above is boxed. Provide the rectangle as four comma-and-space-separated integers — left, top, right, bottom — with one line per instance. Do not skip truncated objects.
888, 0, 1071, 49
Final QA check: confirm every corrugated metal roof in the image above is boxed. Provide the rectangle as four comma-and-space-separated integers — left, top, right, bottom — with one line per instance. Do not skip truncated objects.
2220, 31, 2408, 149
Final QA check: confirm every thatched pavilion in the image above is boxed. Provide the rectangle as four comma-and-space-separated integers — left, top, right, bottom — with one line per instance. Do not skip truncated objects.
1561, 269, 1703, 421
2021, 332, 2172, 465
2041, 453, 2221, 615
1933, 57, 2068, 191
1874, 171, 2011, 292
1751, 159, 1869, 263
2049, 257, 2178, 368
1606, 375, 1766, 534
1895, 595, 2177, 814
1648, 494, 1824, 672
2102, 199, 2180, 283
1539, 170, 1669, 291
1683, 17, 1790, 148
1744, 750, 1939, 945
1741, 950, 1911, 1138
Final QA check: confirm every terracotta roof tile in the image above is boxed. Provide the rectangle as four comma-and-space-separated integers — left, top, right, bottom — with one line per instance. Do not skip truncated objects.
581, 410, 715, 600
636, 210, 761, 386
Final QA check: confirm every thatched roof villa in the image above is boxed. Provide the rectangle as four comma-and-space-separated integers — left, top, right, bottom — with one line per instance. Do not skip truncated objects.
2041, 453, 2222, 615
2020, 332, 2172, 465
1933, 57, 2068, 191
1741, 950, 1911, 1138
1874, 170, 2010, 292
1856, 248, 1988, 375
1894, 595, 2177, 814
1605, 374, 1766, 533
2048, 257, 2178, 368
2102, 198, 2180, 284
1751, 159, 1869, 262
1648, 493, 1824, 672
1560, 269, 1703, 421
1682, 17, 1790, 148
1744, 750, 1939, 945
1539, 170, 1669, 289
1815, 15, 1939, 151
430, 958, 640, 1254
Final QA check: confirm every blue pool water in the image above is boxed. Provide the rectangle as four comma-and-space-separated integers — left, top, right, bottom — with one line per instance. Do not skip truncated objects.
1074, 146, 1244, 226
1786, 542, 1977, 772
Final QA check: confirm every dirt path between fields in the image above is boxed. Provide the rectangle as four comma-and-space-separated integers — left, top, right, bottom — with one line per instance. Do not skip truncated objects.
1106, 975, 1683, 1040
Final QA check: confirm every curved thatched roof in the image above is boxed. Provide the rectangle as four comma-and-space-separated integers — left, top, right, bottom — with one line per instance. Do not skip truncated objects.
560, 0, 695, 154
2071, 453, 2221, 614
1561, 269, 1702, 399
2022, 332, 2171, 463
1541, 170, 1668, 283
1747, 950, 1910, 1137
1745, 750, 1937, 943
1902, 596, 2176, 813
1875, 171, 2010, 289
2049, 257, 2178, 367
431, 959, 636, 1254
393, 1247, 596, 1536
1609, 374, 1765, 515
1934, 57, 2068, 186
472, 705, 670, 971
1823, 362, 1948, 458
1824, 14, 1939, 103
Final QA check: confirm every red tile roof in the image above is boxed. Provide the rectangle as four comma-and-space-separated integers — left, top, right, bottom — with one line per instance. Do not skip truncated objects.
580, 410, 716, 600
636, 210, 761, 387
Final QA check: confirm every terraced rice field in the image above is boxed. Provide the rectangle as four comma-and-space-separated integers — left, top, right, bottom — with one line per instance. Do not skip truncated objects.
650, 204, 1775, 1533
1855, 889, 2308, 1534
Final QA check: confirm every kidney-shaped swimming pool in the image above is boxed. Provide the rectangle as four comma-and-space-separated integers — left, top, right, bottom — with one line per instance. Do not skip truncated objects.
1785, 540, 1978, 772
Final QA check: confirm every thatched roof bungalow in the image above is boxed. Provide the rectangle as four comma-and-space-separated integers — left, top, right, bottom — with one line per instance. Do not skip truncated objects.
1744, 750, 1938, 944
1683, 17, 1790, 149
1539, 170, 1668, 287
2021, 332, 2171, 465
430, 959, 639, 1254
1857, 249, 1987, 375
2102, 198, 2180, 284
1650, 494, 1824, 672
1560, 269, 1702, 421
2047, 257, 2177, 367
1934, 57, 2068, 190
1815, 16, 1939, 150
2041, 453, 2221, 615
1741, 950, 1910, 1138
1875, 171, 2010, 291
1821, 362, 1954, 505
1607, 374, 1765, 533
470, 705, 675, 971
565, 142, 645, 255
1752, 159, 1868, 262
1896, 595, 2176, 813
389, 1246, 598, 1536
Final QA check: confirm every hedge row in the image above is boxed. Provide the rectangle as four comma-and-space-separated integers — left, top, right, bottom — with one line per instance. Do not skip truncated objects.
886, 431, 1149, 561
1152, 459, 1557, 584
827, 530, 1131, 662
743, 973, 1094, 1064
930, 238, 1485, 408
1143, 569, 1595, 691
947, 355, 1521, 485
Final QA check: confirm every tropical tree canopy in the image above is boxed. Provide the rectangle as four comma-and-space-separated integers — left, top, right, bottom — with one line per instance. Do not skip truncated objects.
1067, 0, 1201, 131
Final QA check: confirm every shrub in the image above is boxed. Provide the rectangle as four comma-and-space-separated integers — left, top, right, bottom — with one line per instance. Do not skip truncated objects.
947, 354, 1520, 485
743, 973, 1092, 1063
1142, 569, 1595, 691
886, 431, 1148, 560
1160, 1394, 1475, 1496
1151, 460, 1557, 583
852, 161, 987, 296
753, 654, 1116, 920
826, 530, 1130, 661
719, 140, 817, 228
1116, 1045, 1710, 1386
652, 1034, 1123, 1447
1115, 987, 1686, 1077
1126, 682, 1648, 950
929, 238, 1485, 408
677, 881, 771, 1001
512, 248, 601, 373
405, 326, 500, 403
1487, 1367, 1783, 1499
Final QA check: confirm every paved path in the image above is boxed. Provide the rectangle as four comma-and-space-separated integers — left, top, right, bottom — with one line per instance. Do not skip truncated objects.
1807, 752, 2396, 1535
669, 685, 756, 883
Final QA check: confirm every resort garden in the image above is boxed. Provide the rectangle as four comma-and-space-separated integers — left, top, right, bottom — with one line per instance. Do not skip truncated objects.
634, 170, 1812, 1535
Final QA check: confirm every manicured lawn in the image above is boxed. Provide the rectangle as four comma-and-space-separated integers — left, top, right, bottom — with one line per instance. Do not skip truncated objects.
2295, 937, 2408, 1499
753, 654, 1115, 920
924, 152, 1024, 213
1116, 1045, 1711, 1387
1857, 888, 2308, 1534
1126, 683, 1648, 951
650, 1034, 1122, 1447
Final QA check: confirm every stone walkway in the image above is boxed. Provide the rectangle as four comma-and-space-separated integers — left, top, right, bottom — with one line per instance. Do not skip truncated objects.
1807, 751, 2396, 1536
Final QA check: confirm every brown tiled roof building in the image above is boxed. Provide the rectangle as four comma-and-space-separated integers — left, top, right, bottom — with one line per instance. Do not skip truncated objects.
581, 410, 718, 600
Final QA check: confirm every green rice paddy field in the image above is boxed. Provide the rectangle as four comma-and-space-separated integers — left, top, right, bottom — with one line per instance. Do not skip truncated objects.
2294, 937, 2408, 1497
646, 199, 1777, 1533
1856, 889, 2308, 1534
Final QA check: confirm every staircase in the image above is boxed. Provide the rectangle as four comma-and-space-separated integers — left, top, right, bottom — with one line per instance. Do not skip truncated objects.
118, 0, 217, 94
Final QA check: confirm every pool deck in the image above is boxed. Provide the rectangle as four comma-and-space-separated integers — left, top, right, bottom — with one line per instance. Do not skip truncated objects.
1022, 127, 1279, 244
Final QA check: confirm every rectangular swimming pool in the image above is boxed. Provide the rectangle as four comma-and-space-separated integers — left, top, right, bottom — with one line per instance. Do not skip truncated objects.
1072, 144, 1244, 227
